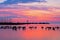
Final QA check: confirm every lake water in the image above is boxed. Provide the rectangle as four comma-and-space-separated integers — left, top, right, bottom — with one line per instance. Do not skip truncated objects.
0, 24, 60, 40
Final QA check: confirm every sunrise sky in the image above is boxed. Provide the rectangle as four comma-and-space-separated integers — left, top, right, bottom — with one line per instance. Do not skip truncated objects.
0, 0, 60, 24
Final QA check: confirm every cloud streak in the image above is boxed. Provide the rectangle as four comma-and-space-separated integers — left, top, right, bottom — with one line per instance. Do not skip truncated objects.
0, 0, 7, 3
0, 0, 60, 8
0, 0, 46, 4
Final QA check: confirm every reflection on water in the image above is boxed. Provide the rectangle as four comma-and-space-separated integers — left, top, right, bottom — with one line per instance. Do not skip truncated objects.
0, 24, 60, 40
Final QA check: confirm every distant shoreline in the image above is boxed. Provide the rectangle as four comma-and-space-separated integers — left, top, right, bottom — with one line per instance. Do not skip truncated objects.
0, 22, 50, 25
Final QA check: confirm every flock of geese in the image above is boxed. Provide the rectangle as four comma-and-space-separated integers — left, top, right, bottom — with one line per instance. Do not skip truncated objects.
0, 25, 60, 31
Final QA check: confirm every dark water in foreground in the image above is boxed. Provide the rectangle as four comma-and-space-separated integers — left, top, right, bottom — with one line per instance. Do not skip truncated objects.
0, 24, 60, 40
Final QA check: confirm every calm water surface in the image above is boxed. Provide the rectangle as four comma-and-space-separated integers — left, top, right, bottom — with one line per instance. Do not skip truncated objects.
0, 24, 60, 40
